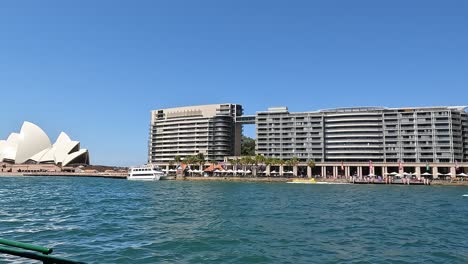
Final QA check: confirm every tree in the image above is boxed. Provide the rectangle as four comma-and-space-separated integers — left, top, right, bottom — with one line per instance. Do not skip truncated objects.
307, 160, 316, 176
277, 159, 285, 167
288, 156, 299, 176
289, 156, 299, 167
255, 154, 266, 166
175, 155, 181, 166
240, 156, 254, 175
196, 153, 205, 170
241, 136, 256, 156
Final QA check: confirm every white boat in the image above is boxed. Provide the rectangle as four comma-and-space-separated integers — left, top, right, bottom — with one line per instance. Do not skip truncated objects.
127, 164, 165, 181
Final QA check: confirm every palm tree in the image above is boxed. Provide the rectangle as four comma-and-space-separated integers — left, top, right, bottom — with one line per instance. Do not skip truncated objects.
175, 155, 181, 168
232, 158, 240, 176
277, 159, 285, 176
246, 156, 255, 175
196, 153, 205, 172
240, 156, 254, 176
307, 160, 316, 178
268, 158, 280, 176
289, 156, 299, 176
254, 154, 266, 176
182, 155, 197, 176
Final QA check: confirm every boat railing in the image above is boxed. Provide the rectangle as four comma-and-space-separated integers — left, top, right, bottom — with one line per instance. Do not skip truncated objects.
0, 238, 85, 264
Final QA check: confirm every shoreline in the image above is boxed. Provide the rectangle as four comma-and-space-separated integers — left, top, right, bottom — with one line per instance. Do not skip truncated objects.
1, 173, 467, 186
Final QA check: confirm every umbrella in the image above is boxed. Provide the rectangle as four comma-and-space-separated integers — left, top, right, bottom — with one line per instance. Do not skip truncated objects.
237, 169, 244, 173
188, 169, 193, 173
457, 173, 467, 177
271, 170, 277, 174
214, 169, 220, 172
422, 172, 432, 176
389, 172, 398, 176
169, 169, 176, 172
246, 170, 252, 174
227, 169, 233, 173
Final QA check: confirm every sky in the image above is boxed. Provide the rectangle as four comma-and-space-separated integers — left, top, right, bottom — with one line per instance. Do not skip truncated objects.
0, 1, 467, 166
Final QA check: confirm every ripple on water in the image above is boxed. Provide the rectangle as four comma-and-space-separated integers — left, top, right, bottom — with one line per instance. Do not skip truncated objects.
0, 177, 467, 263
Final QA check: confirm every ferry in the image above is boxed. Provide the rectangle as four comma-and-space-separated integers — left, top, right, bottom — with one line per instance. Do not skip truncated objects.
127, 164, 165, 181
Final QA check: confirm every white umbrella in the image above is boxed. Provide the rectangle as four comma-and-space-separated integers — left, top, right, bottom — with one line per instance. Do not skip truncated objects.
422, 172, 432, 176
457, 173, 468, 177
246, 170, 252, 174
169, 169, 176, 172
214, 169, 220, 172
285, 171, 293, 174
188, 169, 193, 173
227, 169, 233, 173
237, 169, 244, 173
271, 170, 277, 174
389, 172, 398, 176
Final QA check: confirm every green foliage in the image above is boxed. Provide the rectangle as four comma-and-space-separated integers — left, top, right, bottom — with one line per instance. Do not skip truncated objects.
196, 153, 205, 166
255, 154, 266, 165
289, 156, 299, 166
307, 159, 315, 168
241, 136, 256, 156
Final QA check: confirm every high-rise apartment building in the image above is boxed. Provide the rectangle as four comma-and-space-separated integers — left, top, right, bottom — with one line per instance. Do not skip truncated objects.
148, 104, 243, 165
256, 106, 468, 163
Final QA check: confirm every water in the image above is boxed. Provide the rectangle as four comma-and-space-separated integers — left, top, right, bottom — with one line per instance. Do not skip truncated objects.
0, 176, 467, 263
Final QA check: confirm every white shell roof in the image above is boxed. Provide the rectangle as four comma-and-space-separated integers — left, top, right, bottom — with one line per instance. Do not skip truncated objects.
0, 121, 89, 166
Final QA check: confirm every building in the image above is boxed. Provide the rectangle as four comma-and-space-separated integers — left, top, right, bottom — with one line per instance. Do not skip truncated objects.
148, 104, 468, 178
0, 121, 90, 166
148, 104, 243, 165
256, 106, 468, 163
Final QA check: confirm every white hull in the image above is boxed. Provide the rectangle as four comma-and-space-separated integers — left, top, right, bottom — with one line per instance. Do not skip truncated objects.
127, 175, 161, 181
127, 165, 165, 181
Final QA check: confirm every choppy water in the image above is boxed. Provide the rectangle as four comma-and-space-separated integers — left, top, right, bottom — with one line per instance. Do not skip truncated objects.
0, 176, 467, 263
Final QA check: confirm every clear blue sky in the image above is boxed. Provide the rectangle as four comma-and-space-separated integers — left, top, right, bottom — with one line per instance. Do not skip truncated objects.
0, 1, 467, 166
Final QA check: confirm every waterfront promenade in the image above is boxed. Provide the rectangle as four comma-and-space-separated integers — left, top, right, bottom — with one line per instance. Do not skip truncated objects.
1, 172, 467, 185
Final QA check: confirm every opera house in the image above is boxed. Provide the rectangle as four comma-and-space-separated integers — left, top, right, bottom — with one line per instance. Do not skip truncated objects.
0, 121, 89, 166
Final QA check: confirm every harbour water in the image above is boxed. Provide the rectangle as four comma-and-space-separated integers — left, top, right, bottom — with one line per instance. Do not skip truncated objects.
0, 176, 467, 263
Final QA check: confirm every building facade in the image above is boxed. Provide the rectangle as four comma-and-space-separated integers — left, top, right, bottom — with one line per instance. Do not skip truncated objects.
148, 104, 243, 165
256, 106, 468, 163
